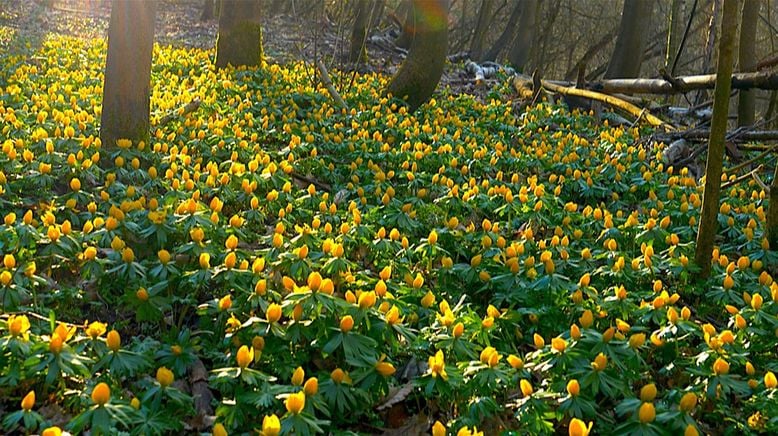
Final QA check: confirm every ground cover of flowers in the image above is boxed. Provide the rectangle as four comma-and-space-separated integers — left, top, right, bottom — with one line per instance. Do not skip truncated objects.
1, 29, 778, 436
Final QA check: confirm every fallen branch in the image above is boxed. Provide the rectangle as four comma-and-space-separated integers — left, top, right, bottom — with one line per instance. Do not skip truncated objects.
315, 59, 348, 110
656, 129, 778, 142
157, 98, 201, 127
723, 145, 778, 174
721, 164, 763, 190
514, 76, 670, 129
585, 71, 778, 94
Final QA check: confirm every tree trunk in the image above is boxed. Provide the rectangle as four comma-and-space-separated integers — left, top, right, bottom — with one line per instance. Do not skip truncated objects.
469, 0, 493, 62
386, 0, 449, 112
100, 0, 157, 149
370, 0, 387, 29
507, 0, 540, 73
215, 0, 262, 69
666, 0, 685, 68
737, 0, 759, 126
350, 0, 371, 63
482, 0, 522, 62
605, 0, 654, 79
200, 0, 214, 21
768, 161, 778, 249
395, 0, 415, 49
694, 0, 740, 280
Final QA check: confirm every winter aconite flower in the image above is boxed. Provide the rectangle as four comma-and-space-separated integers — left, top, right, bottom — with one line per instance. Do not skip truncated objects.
262, 414, 281, 436
428, 349, 447, 380
266, 303, 282, 323
285, 391, 305, 414
21, 390, 35, 411
85, 321, 107, 339
679, 392, 697, 412
638, 402, 656, 423
41, 427, 62, 436
236, 345, 253, 368
156, 367, 174, 387
568, 418, 592, 436
107, 329, 121, 352
91, 382, 111, 406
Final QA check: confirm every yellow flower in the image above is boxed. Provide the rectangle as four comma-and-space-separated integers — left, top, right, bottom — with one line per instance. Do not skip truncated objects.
640, 383, 657, 402
358, 291, 376, 309
567, 379, 580, 396
340, 315, 354, 332
218, 294, 232, 311
421, 290, 435, 308
212, 423, 228, 436
8, 314, 30, 338
591, 353, 607, 371
91, 382, 111, 406
266, 303, 282, 323
428, 349, 448, 380
21, 390, 35, 411
428, 230, 438, 244
0, 270, 11, 286
225, 235, 238, 250
285, 391, 305, 414
568, 418, 592, 436
385, 306, 402, 325
236, 345, 253, 368
156, 367, 174, 387
41, 427, 62, 436
712, 357, 729, 375
262, 414, 281, 436
199, 252, 211, 269
49, 336, 63, 354
533, 333, 545, 349
520, 379, 533, 397
291, 366, 305, 386
107, 329, 121, 352
304, 377, 319, 395
679, 392, 697, 412
684, 424, 699, 436
765, 371, 777, 389
452, 322, 464, 338
158, 249, 171, 264
86, 321, 107, 339
375, 357, 396, 377
4, 254, 15, 269
552, 337, 567, 353
412, 273, 424, 289
638, 402, 656, 423
507, 354, 523, 369
432, 421, 446, 436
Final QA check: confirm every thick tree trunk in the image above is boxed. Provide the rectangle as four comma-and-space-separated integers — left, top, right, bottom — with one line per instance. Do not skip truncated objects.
694, 0, 740, 280
737, 0, 759, 126
350, 0, 371, 63
386, 0, 449, 112
200, 0, 214, 21
605, 0, 654, 79
666, 0, 685, 68
507, 0, 540, 73
100, 0, 157, 149
482, 0, 522, 62
395, 0, 415, 49
469, 0, 493, 62
215, 0, 262, 68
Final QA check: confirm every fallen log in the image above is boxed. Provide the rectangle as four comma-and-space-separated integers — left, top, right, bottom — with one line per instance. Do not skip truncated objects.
514, 76, 670, 129
656, 129, 778, 142
585, 71, 778, 94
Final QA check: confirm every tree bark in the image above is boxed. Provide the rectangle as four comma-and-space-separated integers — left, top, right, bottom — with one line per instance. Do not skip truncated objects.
100, 0, 157, 149
370, 0, 387, 29
386, 0, 449, 112
215, 0, 262, 69
482, 0, 522, 62
200, 0, 214, 21
507, 0, 540, 73
694, 0, 740, 280
666, 0, 686, 68
605, 0, 655, 79
469, 0, 493, 62
395, 0, 415, 49
350, 0, 371, 63
737, 0, 759, 126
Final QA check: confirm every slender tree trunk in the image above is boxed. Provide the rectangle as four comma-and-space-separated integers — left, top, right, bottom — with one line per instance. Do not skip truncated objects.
100, 0, 157, 149
737, 0, 759, 126
768, 162, 778, 249
370, 0, 387, 29
386, 0, 449, 111
200, 0, 214, 21
215, 0, 263, 68
507, 0, 540, 73
666, 0, 686, 68
605, 0, 654, 79
350, 0, 371, 63
469, 0, 493, 62
482, 0, 522, 61
694, 0, 740, 280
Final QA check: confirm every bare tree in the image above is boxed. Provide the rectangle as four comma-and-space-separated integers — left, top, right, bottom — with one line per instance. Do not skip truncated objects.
215, 0, 263, 68
666, 0, 686, 68
737, 0, 760, 126
483, 1, 522, 62
101, 0, 157, 148
694, 0, 740, 279
469, 0, 494, 62
350, 0, 371, 63
386, 0, 449, 111
605, 0, 654, 79
507, 0, 540, 73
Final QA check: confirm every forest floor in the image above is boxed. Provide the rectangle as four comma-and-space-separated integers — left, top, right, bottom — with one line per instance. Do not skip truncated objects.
0, 0, 492, 96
